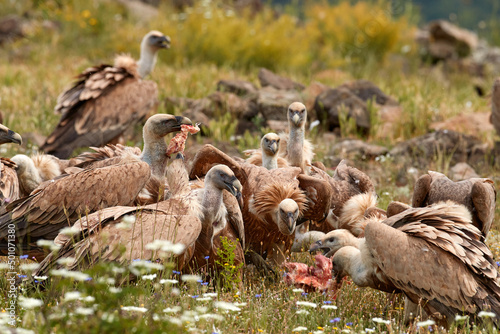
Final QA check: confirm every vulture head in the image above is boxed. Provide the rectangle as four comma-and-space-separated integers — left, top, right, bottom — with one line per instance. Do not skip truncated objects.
144, 114, 192, 140
138, 30, 171, 78
261, 133, 280, 156
309, 229, 359, 258
277, 198, 300, 235
144, 30, 171, 50
0, 124, 22, 145
330, 245, 358, 281
287, 102, 307, 128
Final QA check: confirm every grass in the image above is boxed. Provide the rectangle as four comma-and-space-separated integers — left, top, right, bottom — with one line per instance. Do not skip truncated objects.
2, 0, 500, 333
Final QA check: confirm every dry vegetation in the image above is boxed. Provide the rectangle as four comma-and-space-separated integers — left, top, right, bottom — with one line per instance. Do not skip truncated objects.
1, 0, 500, 333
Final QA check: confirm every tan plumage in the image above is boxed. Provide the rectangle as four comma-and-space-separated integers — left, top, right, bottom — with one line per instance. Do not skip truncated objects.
244, 133, 288, 169
0, 123, 22, 214
278, 102, 314, 173
189, 144, 332, 266
291, 221, 325, 252
331, 201, 500, 327
412, 170, 496, 238
41, 31, 171, 158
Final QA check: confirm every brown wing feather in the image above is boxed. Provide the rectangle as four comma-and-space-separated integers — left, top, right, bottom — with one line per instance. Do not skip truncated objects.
42, 76, 157, 158
73, 144, 142, 169
0, 158, 19, 215
0, 160, 151, 246
471, 180, 496, 236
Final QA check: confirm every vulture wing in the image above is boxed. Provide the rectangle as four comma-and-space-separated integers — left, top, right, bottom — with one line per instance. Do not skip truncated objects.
366, 204, 500, 322
411, 173, 431, 207
0, 158, 19, 215
470, 179, 496, 236
297, 173, 333, 222
73, 144, 142, 169
42, 63, 157, 158
0, 160, 151, 248
244, 150, 289, 168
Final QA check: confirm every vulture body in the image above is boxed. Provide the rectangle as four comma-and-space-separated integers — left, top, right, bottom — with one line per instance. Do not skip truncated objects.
0, 114, 191, 259
278, 102, 314, 174
330, 201, 500, 327
189, 144, 332, 266
244, 133, 288, 169
0, 123, 23, 214
41, 31, 171, 158
412, 170, 496, 237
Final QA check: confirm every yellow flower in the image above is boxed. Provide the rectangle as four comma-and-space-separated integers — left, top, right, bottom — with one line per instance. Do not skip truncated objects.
89, 18, 97, 26
317, 327, 323, 330
82, 10, 91, 18
258, 330, 263, 333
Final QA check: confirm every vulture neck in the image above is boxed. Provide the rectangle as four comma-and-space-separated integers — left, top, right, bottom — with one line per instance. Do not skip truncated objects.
262, 152, 278, 170
137, 44, 158, 78
335, 245, 372, 287
11, 156, 42, 195
141, 136, 168, 178
198, 183, 224, 252
288, 126, 305, 169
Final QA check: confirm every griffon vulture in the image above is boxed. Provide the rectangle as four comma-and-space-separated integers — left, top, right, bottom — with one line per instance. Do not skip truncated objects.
329, 201, 500, 327
41, 31, 171, 158
290, 221, 325, 252
189, 144, 333, 266
0, 114, 191, 259
244, 133, 288, 169
35, 163, 242, 278
0, 124, 22, 214
412, 170, 496, 237
278, 102, 314, 173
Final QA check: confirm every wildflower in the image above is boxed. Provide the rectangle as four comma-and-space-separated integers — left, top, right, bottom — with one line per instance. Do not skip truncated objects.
109, 287, 122, 293
323, 301, 332, 304
141, 273, 157, 280
496, 261, 500, 267
313, 331, 324, 334
116, 215, 135, 229
199, 313, 224, 321
372, 317, 390, 325
171, 287, 181, 296
145, 240, 185, 254
346, 322, 353, 326
63, 291, 82, 302
18, 297, 43, 309
296, 309, 310, 315
296, 301, 317, 308
234, 302, 247, 307
75, 307, 94, 315
80, 296, 95, 303
255, 294, 262, 298
160, 279, 179, 284
181, 274, 202, 282
365, 329, 376, 333
292, 288, 304, 293
129, 260, 162, 275
196, 306, 208, 313
321, 305, 338, 310
122, 215, 136, 224
163, 306, 182, 313
478, 311, 496, 318
81, 10, 91, 18
166, 317, 183, 326
0, 263, 9, 270
59, 226, 80, 236
330, 318, 341, 323
191, 295, 199, 299
196, 297, 212, 302
214, 301, 241, 312
36, 239, 61, 251
34, 276, 48, 281
301, 292, 308, 296
309, 120, 320, 130
111, 266, 125, 274
172, 270, 181, 274
121, 306, 148, 313
19, 263, 39, 271
203, 292, 218, 298
50, 269, 90, 281
20, 255, 28, 259
97, 277, 116, 285
56, 257, 75, 265
204, 256, 209, 259
89, 18, 97, 26
455, 314, 469, 321
292, 326, 308, 332
416, 319, 436, 326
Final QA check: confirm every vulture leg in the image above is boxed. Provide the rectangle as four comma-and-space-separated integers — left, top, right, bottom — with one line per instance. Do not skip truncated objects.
411, 174, 431, 207
471, 181, 496, 237
386, 201, 411, 217
244, 250, 276, 277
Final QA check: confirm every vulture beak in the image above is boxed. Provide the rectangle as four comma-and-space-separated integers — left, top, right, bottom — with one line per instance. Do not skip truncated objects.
309, 240, 330, 255
172, 116, 192, 131
174, 153, 184, 161
269, 141, 278, 155
292, 113, 300, 126
158, 35, 171, 49
287, 212, 295, 233
0, 126, 22, 145
225, 177, 242, 200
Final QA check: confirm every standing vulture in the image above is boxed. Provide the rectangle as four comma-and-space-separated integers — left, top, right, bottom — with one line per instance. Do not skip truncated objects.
278, 102, 314, 174
0, 123, 22, 214
189, 144, 332, 266
40, 31, 171, 158
0, 114, 191, 259
244, 133, 288, 169
328, 201, 500, 327
34, 163, 242, 278
412, 170, 496, 238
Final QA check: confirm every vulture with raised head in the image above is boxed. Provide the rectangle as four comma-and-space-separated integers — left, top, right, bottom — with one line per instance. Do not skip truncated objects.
328, 201, 500, 327
244, 133, 288, 169
35, 163, 242, 278
0, 114, 191, 259
278, 102, 314, 174
41, 31, 171, 158
189, 144, 332, 266
412, 170, 496, 237
0, 124, 22, 214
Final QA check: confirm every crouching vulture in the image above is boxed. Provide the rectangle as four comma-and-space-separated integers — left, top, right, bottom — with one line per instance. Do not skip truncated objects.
244, 133, 288, 170
41, 31, 171, 158
316, 201, 500, 328
35, 163, 243, 277
189, 144, 332, 266
0, 114, 192, 259
0, 123, 22, 214
412, 170, 496, 238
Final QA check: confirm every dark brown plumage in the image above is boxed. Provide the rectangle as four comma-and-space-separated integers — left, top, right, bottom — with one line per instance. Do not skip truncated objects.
0, 123, 22, 214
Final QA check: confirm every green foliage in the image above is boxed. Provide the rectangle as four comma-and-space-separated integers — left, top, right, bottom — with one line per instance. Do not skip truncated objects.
214, 236, 243, 292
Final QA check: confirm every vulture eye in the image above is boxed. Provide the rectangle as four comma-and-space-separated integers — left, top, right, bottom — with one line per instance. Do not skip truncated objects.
301, 109, 305, 113
328, 238, 335, 243
264, 138, 268, 142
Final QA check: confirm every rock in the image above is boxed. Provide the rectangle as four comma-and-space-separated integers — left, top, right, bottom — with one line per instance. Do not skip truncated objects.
258, 68, 305, 91
207, 92, 249, 119
302, 81, 331, 120
449, 162, 479, 181
376, 105, 403, 139
257, 86, 302, 121
389, 130, 484, 166
0, 15, 24, 45
314, 87, 370, 133
266, 120, 288, 133
182, 108, 210, 130
491, 78, 500, 137
236, 118, 260, 135
430, 112, 493, 137
339, 80, 398, 106
217, 79, 258, 96
330, 140, 388, 160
